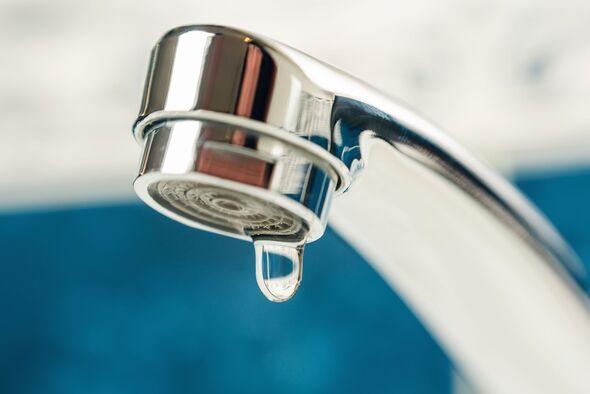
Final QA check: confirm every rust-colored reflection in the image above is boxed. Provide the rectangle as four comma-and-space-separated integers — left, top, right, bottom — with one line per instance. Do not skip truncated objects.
236, 46, 263, 116
196, 146, 271, 188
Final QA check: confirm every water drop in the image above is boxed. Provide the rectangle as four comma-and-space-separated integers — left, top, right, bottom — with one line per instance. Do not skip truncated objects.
254, 241, 304, 302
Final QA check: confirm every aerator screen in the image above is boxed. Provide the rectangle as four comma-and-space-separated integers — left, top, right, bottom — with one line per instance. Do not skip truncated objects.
148, 180, 308, 241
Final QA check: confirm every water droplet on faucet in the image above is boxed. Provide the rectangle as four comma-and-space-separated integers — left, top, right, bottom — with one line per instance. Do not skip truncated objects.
254, 241, 304, 302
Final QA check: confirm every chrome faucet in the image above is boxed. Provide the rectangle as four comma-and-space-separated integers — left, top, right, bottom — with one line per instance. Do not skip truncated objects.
132, 25, 590, 393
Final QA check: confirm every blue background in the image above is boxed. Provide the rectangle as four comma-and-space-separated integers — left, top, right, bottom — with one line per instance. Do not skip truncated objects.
1, 167, 589, 394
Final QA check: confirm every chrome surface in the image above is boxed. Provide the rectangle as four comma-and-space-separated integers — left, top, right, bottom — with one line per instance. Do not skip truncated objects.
135, 119, 336, 242
133, 25, 590, 392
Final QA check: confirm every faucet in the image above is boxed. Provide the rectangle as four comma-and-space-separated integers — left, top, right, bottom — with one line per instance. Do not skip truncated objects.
132, 25, 590, 393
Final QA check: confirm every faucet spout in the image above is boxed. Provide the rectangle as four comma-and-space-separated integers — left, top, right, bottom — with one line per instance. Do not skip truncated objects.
132, 25, 590, 392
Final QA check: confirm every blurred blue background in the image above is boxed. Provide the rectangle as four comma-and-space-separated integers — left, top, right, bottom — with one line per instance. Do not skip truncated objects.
1, 167, 589, 394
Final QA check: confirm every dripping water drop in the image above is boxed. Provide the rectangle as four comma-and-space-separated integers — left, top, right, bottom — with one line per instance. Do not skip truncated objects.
254, 241, 304, 302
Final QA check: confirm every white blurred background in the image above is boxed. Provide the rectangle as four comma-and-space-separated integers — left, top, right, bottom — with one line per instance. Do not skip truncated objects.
1, 0, 589, 209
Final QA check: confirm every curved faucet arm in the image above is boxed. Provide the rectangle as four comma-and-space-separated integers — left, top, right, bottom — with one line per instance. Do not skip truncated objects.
330, 96, 585, 282
327, 103, 590, 393
269, 28, 590, 392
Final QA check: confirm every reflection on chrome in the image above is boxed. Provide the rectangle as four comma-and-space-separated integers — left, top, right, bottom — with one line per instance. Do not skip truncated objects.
132, 25, 590, 392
